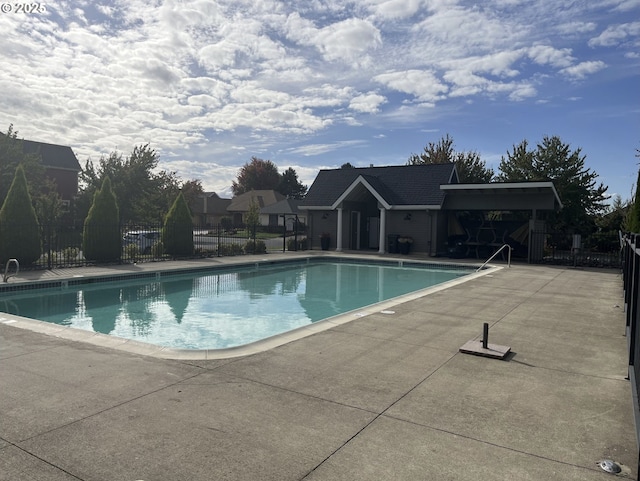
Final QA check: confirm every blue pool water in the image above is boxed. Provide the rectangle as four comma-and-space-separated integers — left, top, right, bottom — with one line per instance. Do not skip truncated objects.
0, 260, 471, 350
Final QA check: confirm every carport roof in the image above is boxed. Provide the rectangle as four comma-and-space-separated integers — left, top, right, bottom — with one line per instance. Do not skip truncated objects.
440, 182, 563, 210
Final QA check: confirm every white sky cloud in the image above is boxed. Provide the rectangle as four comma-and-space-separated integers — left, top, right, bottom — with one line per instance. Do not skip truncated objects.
588, 21, 640, 47
560, 60, 608, 79
1, 0, 637, 199
349, 92, 387, 113
374, 70, 448, 102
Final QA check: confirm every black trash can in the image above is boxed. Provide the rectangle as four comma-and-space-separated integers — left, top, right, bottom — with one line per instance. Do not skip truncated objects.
388, 234, 399, 254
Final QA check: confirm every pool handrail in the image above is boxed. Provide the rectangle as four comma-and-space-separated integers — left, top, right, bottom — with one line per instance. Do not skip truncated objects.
3, 258, 19, 282
476, 244, 512, 272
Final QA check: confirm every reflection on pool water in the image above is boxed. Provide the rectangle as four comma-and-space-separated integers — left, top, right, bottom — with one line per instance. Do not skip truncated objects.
0, 260, 471, 350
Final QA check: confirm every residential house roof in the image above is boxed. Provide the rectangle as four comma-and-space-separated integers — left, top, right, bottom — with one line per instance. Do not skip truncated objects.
259, 198, 303, 215
301, 164, 458, 209
190, 192, 232, 215
227, 190, 286, 212
21, 138, 81, 172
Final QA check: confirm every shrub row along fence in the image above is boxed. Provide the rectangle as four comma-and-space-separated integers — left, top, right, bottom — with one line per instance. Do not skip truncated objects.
621, 233, 640, 475
2, 222, 309, 270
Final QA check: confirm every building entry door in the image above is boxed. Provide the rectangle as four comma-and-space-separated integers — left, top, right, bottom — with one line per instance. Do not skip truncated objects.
350, 211, 361, 249
368, 216, 380, 249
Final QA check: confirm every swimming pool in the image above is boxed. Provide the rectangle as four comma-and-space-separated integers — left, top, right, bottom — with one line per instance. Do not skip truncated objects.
0, 257, 481, 355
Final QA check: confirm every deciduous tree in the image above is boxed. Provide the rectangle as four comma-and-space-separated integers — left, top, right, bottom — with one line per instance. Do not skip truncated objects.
180, 179, 205, 210
232, 157, 280, 195
78, 144, 184, 224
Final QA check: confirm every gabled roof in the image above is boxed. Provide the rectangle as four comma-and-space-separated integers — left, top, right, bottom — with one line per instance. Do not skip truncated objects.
190, 192, 232, 215
260, 198, 303, 215
21, 138, 81, 171
301, 164, 458, 209
227, 190, 286, 212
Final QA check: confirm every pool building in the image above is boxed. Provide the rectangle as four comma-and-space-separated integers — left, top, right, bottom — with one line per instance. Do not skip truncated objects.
300, 163, 562, 262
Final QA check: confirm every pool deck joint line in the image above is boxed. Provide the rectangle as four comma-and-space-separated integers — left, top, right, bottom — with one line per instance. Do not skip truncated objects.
0, 253, 636, 480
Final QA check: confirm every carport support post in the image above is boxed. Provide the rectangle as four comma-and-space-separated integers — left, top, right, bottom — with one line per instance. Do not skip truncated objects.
482, 322, 489, 349
378, 207, 386, 254
336, 208, 343, 251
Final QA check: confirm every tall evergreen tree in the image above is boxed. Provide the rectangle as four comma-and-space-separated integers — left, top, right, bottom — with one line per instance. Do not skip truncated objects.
0, 165, 41, 265
497, 136, 608, 233
497, 140, 535, 181
0, 125, 47, 206
83, 177, 121, 262
162, 192, 193, 257
629, 153, 640, 233
278, 167, 307, 199
408, 133, 494, 183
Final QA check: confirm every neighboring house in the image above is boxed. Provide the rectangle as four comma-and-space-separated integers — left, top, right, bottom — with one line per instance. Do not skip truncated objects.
300, 164, 562, 262
259, 198, 307, 230
21, 138, 81, 202
226, 190, 285, 226
189, 192, 232, 227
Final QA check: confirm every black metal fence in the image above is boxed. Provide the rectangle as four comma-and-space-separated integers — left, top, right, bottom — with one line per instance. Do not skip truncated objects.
4, 222, 309, 270
531, 231, 621, 268
621, 233, 640, 474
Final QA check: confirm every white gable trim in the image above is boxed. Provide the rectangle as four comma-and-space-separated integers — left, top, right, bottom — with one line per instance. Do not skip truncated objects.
331, 175, 392, 210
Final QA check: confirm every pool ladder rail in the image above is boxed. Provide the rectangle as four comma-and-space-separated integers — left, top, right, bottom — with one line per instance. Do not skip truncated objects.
3, 258, 19, 282
476, 244, 512, 272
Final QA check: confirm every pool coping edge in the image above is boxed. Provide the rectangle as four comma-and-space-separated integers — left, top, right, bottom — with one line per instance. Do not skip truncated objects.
0, 260, 502, 360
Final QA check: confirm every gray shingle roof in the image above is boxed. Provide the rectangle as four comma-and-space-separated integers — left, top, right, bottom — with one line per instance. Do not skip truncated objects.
260, 198, 302, 215
227, 190, 285, 212
301, 164, 458, 208
22, 139, 81, 171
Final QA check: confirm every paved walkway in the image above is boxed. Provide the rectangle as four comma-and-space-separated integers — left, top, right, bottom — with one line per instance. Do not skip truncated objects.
0, 255, 636, 480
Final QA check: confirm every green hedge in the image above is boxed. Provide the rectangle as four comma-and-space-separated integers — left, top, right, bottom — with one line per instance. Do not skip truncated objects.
0, 165, 41, 265
83, 177, 121, 262
163, 192, 194, 256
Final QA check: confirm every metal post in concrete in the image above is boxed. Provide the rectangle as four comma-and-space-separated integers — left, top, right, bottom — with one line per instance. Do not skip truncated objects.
482, 322, 489, 349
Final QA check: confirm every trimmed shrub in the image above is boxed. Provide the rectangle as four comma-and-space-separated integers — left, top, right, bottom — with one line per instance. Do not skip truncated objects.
83, 177, 121, 262
63, 247, 79, 261
124, 243, 139, 262
163, 192, 194, 257
218, 243, 244, 256
151, 240, 164, 258
244, 239, 267, 254
287, 237, 308, 251
0, 165, 41, 265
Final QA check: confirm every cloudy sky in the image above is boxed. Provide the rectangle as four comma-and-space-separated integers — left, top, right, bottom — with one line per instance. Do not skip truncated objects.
1, 0, 639, 200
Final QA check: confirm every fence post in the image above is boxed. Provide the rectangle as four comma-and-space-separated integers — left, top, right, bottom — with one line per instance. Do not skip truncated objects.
630, 235, 640, 367
217, 223, 221, 257
47, 223, 53, 270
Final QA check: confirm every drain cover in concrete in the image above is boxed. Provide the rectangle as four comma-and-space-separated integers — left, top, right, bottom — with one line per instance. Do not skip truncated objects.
598, 459, 622, 474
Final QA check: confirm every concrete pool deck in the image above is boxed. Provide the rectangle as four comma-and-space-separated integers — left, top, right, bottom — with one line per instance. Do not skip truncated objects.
0, 253, 636, 480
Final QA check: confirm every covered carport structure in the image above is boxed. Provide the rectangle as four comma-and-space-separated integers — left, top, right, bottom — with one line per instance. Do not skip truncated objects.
440, 182, 563, 263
